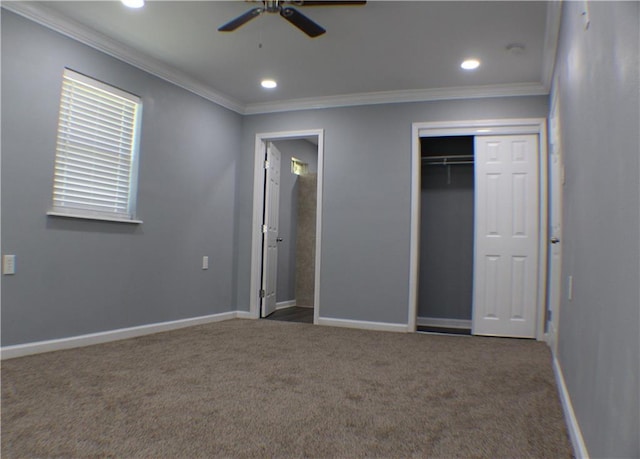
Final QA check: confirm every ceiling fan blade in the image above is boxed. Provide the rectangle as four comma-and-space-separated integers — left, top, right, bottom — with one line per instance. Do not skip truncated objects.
218, 7, 262, 32
280, 7, 326, 37
294, 1, 366, 5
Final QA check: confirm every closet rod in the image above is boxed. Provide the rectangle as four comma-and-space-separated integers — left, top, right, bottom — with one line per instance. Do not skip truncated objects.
422, 161, 474, 166
421, 156, 474, 166
422, 155, 474, 161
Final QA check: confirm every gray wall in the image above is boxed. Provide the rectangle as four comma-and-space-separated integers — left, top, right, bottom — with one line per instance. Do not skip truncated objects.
5, 7, 638, 457
419, 164, 474, 320
238, 97, 549, 324
273, 139, 318, 303
1, 11, 242, 346
552, 2, 639, 458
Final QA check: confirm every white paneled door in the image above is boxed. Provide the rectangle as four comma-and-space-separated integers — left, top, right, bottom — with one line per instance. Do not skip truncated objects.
261, 142, 281, 318
473, 135, 539, 338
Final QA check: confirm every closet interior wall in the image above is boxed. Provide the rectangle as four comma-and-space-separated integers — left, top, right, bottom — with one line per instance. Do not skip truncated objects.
418, 136, 475, 324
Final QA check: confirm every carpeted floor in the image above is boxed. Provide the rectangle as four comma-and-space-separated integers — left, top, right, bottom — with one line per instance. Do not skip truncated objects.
1, 319, 573, 458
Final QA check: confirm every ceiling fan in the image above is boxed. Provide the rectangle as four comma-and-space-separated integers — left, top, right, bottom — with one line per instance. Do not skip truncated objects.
218, 0, 366, 38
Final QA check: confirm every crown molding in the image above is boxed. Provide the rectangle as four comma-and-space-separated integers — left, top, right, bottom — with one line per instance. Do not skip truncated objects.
541, 0, 562, 92
3, 2, 552, 116
243, 82, 549, 115
1, 1, 245, 114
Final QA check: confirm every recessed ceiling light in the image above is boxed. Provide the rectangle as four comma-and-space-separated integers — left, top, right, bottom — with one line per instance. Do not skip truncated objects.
461, 59, 480, 70
261, 79, 277, 89
477, 129, 492, 133
121, 0, 144, 8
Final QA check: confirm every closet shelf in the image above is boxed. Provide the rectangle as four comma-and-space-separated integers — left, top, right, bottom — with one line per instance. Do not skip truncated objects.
421, 155, 474, 166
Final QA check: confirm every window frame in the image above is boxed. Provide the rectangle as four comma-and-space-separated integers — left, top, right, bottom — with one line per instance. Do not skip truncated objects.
47, 69, 143, 224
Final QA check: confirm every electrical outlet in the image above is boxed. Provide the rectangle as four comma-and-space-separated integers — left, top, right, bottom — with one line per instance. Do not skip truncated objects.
202, 256, 209, 270
3, 255, 16, 275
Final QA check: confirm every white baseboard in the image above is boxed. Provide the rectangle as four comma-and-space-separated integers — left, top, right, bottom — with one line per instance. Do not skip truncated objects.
416, 316, 472, 329
275, 300, 297, 310
235, 310, 256, 319
1, 311, 243, 360
317, 316, 408, 333
553, 357, 590, 459
545, 321, 558, 354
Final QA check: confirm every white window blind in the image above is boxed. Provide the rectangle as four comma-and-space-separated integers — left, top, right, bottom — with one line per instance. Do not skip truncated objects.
50, 69, 142, 222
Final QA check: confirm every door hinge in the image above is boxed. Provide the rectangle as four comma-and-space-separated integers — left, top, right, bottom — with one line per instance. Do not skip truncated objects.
264, 160, 270, 170
260, 289, 266, 298
262, 224, 267, 233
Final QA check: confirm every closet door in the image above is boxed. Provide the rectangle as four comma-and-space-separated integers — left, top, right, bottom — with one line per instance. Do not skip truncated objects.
473, 135, 539, 338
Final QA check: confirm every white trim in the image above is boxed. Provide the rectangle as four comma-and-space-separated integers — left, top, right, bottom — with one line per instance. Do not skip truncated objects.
409, 118, 548, 340
2, 2, 550, 115
414, 119, 546, 136
537, 122, 550, 341
546, 322, 558, 357
1, 311, 241, 360
244, 83, 548, 115
416, 317, 472, 329
313, 133, 325, 325
47, 211, 143, 225
546, 77, 563, 354
317, 317, 409, 333
553, 357, 590, 459
408, 122, 421, 333
235, 310, 255, 320
250, 130, 324, 323
1, 2, 244, 114
276, 300, 297, 310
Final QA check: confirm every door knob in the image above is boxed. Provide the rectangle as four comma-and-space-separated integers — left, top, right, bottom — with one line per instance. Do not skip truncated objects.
550, 237, 560, 244
276, 237, 283, 242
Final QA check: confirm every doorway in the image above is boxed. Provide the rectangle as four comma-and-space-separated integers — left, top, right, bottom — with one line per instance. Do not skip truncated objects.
249, 130, 324, 324
410, 119, 549, 340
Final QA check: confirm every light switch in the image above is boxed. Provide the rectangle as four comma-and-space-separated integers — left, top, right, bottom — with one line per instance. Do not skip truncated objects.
202, 256, 209, 270
3, 255, 16, 275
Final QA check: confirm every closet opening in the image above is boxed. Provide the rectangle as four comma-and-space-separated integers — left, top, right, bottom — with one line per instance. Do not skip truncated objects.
418, 136, 475, 335
410, 118, 547, 340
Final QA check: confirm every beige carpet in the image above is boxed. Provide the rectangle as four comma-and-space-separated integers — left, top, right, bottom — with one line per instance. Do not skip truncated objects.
1, 319, 572, 458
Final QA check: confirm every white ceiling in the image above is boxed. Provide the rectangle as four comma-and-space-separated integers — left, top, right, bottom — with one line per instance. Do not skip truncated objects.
5, 1, 558, 114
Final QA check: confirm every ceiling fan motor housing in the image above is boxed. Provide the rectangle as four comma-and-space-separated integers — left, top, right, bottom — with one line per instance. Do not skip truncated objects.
218, 0, 366, 37
264, 1, 280, 14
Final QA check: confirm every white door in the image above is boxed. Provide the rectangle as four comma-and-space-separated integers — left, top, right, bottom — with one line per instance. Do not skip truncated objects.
473, 135, 540, 338
547, 93, 564, 352
261, 142, 281, 317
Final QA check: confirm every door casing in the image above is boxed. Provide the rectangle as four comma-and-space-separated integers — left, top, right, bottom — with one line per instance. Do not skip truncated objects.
547, 83, 564, 354
409, 118, 549, 341
249, 129, 324, 324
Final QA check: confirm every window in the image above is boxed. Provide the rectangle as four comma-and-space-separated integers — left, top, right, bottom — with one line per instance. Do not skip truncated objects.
291, 157, 309, 176
48, 69, 142, 223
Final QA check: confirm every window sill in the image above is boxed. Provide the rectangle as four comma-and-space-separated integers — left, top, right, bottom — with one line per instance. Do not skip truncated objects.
47, 211, 143, 224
